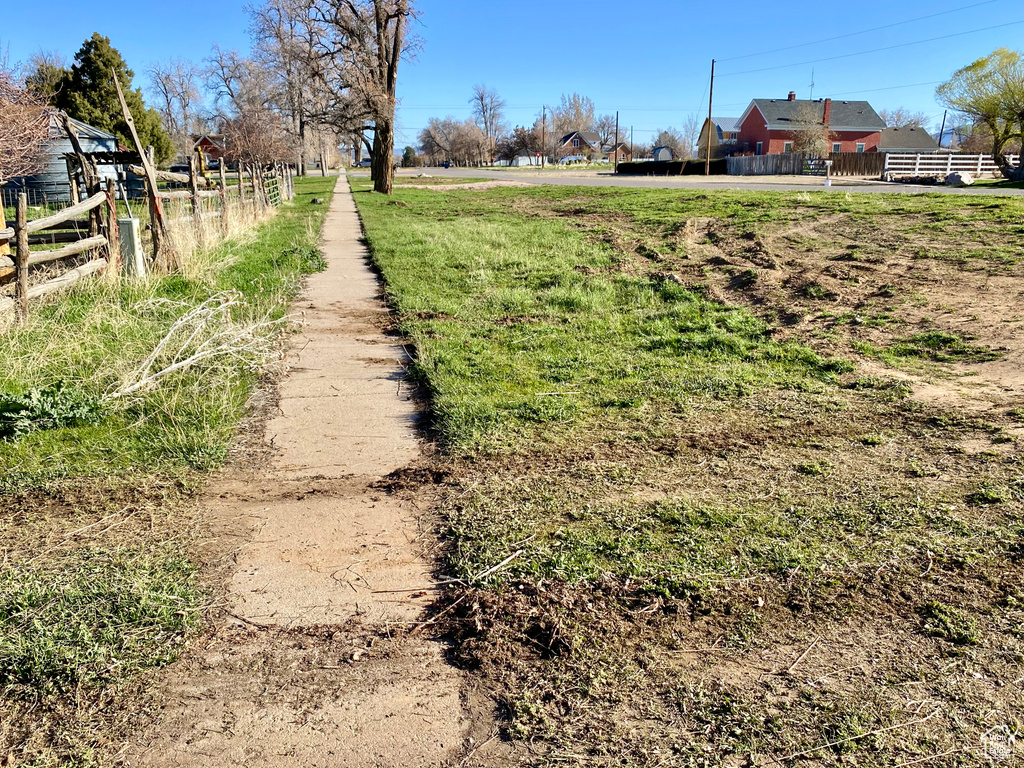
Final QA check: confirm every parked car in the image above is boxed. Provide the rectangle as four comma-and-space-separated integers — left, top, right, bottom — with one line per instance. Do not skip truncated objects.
356, 159, 372, 167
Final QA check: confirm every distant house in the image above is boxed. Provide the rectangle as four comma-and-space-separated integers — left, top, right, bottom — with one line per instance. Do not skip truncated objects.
607, 142, 632, 164
557, 131, 602, 160
2, 112, 119, 204
193, 135, 226, 164
735, 92, 886, 155
877, 126, 939, 154
698, 117, 741, 158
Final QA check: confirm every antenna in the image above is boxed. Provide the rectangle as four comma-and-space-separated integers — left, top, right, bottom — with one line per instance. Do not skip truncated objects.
809, 68, 815, 100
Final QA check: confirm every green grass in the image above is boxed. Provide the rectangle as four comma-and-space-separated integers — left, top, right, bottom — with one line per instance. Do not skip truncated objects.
0, 177, 336, 490
353, 179, 1024, 766
0, 175, 336, 764
355, 183, 852, 450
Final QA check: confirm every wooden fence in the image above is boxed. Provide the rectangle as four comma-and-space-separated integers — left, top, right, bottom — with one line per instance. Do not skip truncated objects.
883, 153, 1020, 176
727, 153, 806, 176
1, 161, 295, 324
0, 182, 118, 320
727, 152, 889, 177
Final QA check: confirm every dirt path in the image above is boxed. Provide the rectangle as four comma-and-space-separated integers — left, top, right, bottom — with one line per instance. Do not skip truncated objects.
130, 177, 494, 767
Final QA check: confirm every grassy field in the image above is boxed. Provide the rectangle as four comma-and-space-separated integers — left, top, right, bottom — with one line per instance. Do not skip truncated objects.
0, 175, 335, 766
352, 178, 1023, 766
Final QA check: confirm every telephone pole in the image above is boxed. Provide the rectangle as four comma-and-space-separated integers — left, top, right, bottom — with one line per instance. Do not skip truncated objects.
705, 59, 715, 176
614, 111, 620, 171
541, 106, 546, 170
938, 110, 948, 149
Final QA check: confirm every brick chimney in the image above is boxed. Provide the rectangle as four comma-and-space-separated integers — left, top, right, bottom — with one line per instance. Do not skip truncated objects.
788, 91, 797, 101
823, 98, 832, 127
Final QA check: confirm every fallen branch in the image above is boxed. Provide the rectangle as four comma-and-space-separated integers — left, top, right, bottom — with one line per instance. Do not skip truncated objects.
105, 291, 289, 401
787, 634, 821, 674
472, 549, 523, 582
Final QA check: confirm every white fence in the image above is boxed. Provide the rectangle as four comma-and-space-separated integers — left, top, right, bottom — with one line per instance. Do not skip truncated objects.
883, 153, 1020, 176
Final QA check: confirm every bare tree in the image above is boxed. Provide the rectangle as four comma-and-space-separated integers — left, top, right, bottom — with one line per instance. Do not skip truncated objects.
0, 63, 49, 185
309, 0, 414, 194
652, 128, 685, 158
551, 93, 596, 136
247, 0, 325, 173
681, 112, 702, 158
878, 107, 929, 129
595, 114, 617, 147
418, 116, 484, 165
790, 102, 834, 157
149, 58, 203, 159
469, 84, 505, 163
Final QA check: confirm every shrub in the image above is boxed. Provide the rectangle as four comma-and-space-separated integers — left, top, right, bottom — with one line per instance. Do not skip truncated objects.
0, 384, 102, 440
616, 159, 727, 176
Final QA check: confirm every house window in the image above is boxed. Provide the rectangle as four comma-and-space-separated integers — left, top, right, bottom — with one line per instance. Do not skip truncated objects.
756, 141, 763, 156
783, 141, 793, 153
573, 138, 580, 148
856, 143, 865, 153
832, 142, 842, 153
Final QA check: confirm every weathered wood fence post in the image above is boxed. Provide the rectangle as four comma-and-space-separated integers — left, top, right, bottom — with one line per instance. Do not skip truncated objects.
15, 193, 29, 323
112, 70, 175, 272
0, 205, 10, 259
104, 179, 120, 281
218, 163, 229, 237
188, 153, 203, 245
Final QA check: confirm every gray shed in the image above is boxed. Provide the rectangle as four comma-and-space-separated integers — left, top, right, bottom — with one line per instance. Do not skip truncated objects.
653, 146, 673, 162
3, 112, 119, 205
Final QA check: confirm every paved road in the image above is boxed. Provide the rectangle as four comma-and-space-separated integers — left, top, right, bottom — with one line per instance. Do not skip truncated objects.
352, 168, 1024, 196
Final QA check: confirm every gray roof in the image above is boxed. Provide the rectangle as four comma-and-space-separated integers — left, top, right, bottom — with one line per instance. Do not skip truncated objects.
878, 126, 939, 151
46, 111, 118, 141
559, 131, 601, 147
749, 99, 885, 131
712, 117, 740, 133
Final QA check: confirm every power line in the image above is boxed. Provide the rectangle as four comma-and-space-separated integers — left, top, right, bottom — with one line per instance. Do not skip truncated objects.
829, 80, 944, 97
719, 19, 1024, 77
719, 0, 998, 62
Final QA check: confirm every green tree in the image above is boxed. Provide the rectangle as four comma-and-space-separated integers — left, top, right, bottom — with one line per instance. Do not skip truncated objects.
937, 48, 1024, 178
54, 33, 175, 165
24, 51, 69, 102
401, 146, 416, 167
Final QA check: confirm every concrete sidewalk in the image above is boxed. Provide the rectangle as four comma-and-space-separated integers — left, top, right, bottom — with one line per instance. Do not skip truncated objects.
133, 176, 476, 768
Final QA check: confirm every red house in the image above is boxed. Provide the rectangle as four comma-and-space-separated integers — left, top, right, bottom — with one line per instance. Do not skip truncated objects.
736, 92, 885, 155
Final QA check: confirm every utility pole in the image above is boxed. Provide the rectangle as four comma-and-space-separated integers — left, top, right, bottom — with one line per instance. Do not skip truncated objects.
541, 106, 546, 170
938, 110, 948, 149
630, 126, 633, 158
705, 59, 715, 176
614, 111, 620, 171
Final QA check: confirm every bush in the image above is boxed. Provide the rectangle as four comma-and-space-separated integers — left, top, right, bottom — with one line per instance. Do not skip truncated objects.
616, 159, 727, 176
0, 384, 102, 440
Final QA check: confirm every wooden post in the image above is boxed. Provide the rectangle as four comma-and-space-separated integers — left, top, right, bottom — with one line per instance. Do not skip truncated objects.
15, 193, 29, 323
111, 70, 176, 272
65, 156, 81, 204
249, 165, 259, 206
104, 179, 120, 281
218, 163, 229, 237
0, 205, 9, 259
237, 165, 247, 204
188, 153, 203, 243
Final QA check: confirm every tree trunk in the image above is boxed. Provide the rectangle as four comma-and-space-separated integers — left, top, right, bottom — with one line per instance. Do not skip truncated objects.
372, 119, 395, 194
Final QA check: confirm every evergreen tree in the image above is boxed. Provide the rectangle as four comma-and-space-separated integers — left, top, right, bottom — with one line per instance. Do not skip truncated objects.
54, 33, 175, 164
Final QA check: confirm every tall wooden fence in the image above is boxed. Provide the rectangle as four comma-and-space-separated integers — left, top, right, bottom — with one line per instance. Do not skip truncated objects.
727, 153, 806, 176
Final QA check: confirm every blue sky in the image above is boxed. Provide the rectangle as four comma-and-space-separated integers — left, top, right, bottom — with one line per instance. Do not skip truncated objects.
2, 0, 1021, 148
